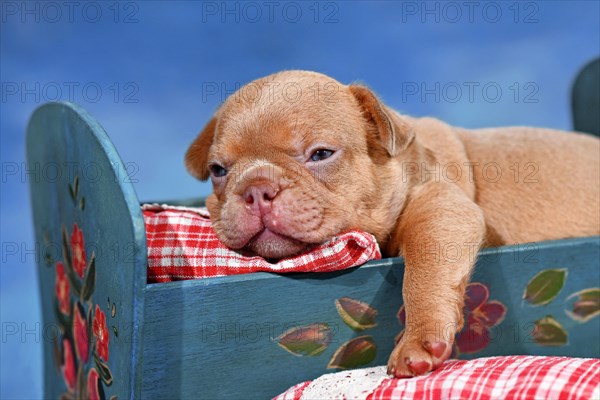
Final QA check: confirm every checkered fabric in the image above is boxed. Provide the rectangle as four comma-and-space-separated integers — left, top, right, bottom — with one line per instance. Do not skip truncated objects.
274, 356, 600, 400
143, 204, 381, 283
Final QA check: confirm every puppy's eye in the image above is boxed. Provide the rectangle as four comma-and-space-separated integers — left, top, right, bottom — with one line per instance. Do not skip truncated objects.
209, 164, 228, 178
309, 149, 334, 162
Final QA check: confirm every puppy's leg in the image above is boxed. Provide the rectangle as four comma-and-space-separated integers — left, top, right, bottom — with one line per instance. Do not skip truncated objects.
387, 181, 485, 377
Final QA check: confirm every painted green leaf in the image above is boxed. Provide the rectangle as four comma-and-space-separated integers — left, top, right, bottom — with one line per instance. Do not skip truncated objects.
277, 323, 332, 356
532, 316, 568, 346
81, 253, 96, 302
61, 225, 81, 296
73, 175, 79, 198
54, 299, 71, 328
111, 303, 117, 318
44, 250, 53, 265
61, 225, 72, 268
43, 231, 54, 265
87, 302, 94, 344
112, 326, 119, 338
327, 336, 376, 369
523, 269, 567, 306
79, 197, 85, 210
98, 383, 106, 400
68, 183, 76, 202
335, 297, 378, 331
76, 365, 86, 399
566, 288, 600, 323
94, 353, 113, 386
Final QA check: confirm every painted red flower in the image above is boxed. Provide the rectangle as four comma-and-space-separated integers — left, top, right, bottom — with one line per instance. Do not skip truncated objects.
87, 368, 100, 400
55, 262, 71, 316
396, 283, 506, 355
73, 303, 89, 364
454, 282, 507, 355
61, 338, 76, 392
93, 305, 110, 361
71, 223, 86, 278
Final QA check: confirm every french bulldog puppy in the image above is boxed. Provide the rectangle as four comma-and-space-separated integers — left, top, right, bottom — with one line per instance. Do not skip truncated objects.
185, 70, 600, 378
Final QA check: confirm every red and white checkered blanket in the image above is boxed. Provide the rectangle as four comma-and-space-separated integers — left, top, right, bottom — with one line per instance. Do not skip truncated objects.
274, 356, 600, 400
143, 204, 381, 283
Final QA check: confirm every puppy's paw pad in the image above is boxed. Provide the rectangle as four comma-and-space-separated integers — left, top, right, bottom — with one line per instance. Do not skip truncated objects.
424, 341, 447, 359
387, 335, 452, 378
405, 358, 431, 375
387, 338, 434, 378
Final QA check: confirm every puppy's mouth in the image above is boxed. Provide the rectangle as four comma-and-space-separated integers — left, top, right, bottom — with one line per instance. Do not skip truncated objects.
246, 227, 310, 259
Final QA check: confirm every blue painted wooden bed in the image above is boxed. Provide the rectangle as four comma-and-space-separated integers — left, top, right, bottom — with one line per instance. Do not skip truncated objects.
27, 102, 600, 399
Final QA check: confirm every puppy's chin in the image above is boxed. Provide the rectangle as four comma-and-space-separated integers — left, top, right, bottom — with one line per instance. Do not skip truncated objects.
246, 228, 310, 259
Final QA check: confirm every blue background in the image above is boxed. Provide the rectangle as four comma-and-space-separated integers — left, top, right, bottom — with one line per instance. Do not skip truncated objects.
1, 1, 598, 398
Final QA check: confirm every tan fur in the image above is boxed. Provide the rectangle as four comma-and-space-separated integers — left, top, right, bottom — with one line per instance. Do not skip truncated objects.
185, 70, 600, 377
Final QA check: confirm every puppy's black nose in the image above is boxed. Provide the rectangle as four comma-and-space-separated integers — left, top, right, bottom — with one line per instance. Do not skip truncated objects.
243, 183, 278, 214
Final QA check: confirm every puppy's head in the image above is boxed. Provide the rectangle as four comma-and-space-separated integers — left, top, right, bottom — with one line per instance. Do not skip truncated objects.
186, 71, 414, 258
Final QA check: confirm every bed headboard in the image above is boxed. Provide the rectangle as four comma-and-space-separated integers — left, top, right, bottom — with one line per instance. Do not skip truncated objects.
27, 102, 147, 398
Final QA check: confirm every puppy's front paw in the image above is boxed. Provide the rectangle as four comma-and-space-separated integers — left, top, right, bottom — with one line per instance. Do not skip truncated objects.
387, 330, 453, 378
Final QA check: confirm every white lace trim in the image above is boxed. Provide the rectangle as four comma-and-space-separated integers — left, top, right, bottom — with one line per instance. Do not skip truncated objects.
300, 366, 388, 400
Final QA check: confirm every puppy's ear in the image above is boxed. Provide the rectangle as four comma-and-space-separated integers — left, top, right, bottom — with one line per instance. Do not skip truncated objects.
185, 117, 217, 181
348, 85, 414, 156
